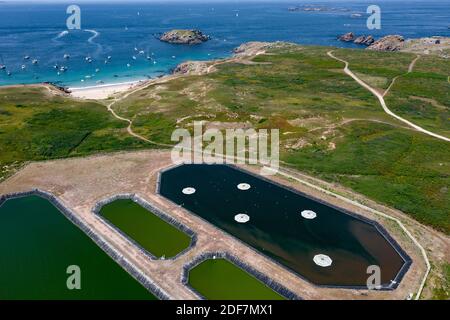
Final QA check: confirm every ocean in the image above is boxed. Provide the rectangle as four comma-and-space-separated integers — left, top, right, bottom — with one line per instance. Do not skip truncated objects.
0, 0, 449, 87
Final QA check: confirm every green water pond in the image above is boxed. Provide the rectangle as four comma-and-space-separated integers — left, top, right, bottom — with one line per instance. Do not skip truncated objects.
0, 195, 156, 300
98, 198, 191, 259
188, 258, 285, 300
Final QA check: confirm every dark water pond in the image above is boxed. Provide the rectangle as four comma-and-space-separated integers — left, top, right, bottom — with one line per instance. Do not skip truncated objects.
159, 164, 410, 288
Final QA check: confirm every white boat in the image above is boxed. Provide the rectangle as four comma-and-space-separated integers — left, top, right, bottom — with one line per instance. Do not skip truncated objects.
64, 54, 70, 59
132, 56, 137, 60
23, 55, 30, 60
21, 65, 26, 70
32, 59, 38, 65
0, 65, 5, 70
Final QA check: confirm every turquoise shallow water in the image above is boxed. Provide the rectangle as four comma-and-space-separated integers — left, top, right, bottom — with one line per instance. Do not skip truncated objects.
0, 1, 448, 87
0, 195, 156, 300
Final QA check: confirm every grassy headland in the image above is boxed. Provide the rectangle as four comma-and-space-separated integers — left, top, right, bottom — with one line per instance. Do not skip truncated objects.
0, 86, 148, 180
0, 43, 448, 234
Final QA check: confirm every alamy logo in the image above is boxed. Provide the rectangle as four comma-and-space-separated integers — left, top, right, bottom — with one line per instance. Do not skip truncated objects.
171, 121, 279, 175
367, 5, 381, 30
66, 5, 81, 30
366, 265, 382, 290
66, 265, 81, 290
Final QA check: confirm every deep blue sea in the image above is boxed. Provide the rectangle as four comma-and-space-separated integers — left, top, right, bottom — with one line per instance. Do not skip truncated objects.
0, 1, 449, 87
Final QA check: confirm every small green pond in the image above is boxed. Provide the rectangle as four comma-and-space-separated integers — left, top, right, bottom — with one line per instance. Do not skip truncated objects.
188, 258, 286, 300
98, 198, 191, 258
0, 195, 156, 300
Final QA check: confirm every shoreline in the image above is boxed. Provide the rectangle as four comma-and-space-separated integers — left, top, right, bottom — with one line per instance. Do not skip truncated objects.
69, 79, 149, 100
2, 36, 448, 100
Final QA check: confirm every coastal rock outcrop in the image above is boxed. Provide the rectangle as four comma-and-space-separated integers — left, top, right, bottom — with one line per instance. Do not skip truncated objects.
172, 61, 209, 75
338, 32, 355, 42
338, 33, 375, 46
401, 36, 450, 58
159, 29, 210, 45
232, 41, 273, 57
172, 41, 287, 76
367, 35, 405, 51
354, 35, 375, 46
288, 5, 350, 13
288, 5, 328, 12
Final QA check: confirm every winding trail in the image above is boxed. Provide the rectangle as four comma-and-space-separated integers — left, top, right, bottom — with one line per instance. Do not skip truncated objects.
383, 55, 420, 97
327, 51, 449, 142
105, 75, 179, 148
104, 49, 268, 148
90, 49, 431, 299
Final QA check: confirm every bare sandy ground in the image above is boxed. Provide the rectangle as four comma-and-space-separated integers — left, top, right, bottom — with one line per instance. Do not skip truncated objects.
402, 37, 450, 57
69, 80, 147, 100
1, 150, 447, 300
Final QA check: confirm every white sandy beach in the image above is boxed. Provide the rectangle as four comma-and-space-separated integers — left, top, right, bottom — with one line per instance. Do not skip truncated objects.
69, 80, 146, 99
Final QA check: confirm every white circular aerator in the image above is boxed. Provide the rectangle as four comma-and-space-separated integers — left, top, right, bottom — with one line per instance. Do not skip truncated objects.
313, 254, 332, 267
237, 183, 251, 191
234, 214, 250, 223
301, 210, 317, 220
182, 187, 196, 195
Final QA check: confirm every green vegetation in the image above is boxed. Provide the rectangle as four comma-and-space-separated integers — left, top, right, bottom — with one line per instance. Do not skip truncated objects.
188, 258, 285, 300
385, 66, 449, 137
0, 44, 448, 234
99, 199, 191, 258
432, 263, 450, 300
333, 49, 415, 89
283, 121, 450, 232
0, 195, 156, 300
0, 87, 148, 181
112, 44, 449, 233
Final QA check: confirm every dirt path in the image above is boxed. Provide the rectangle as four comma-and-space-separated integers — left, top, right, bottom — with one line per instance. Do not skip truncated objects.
327, 51, 450, 142
383, 55, 420, 97
307, 118, 414, 133
1, 150, 439, 300
408, 55, 420, 73
103, 50, 268, 148
104, 75, 180, 148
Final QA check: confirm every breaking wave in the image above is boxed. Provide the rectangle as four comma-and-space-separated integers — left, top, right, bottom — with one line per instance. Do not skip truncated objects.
84, 29, 100, 44
84, 29, 103, 57
52, 30, 69, 42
